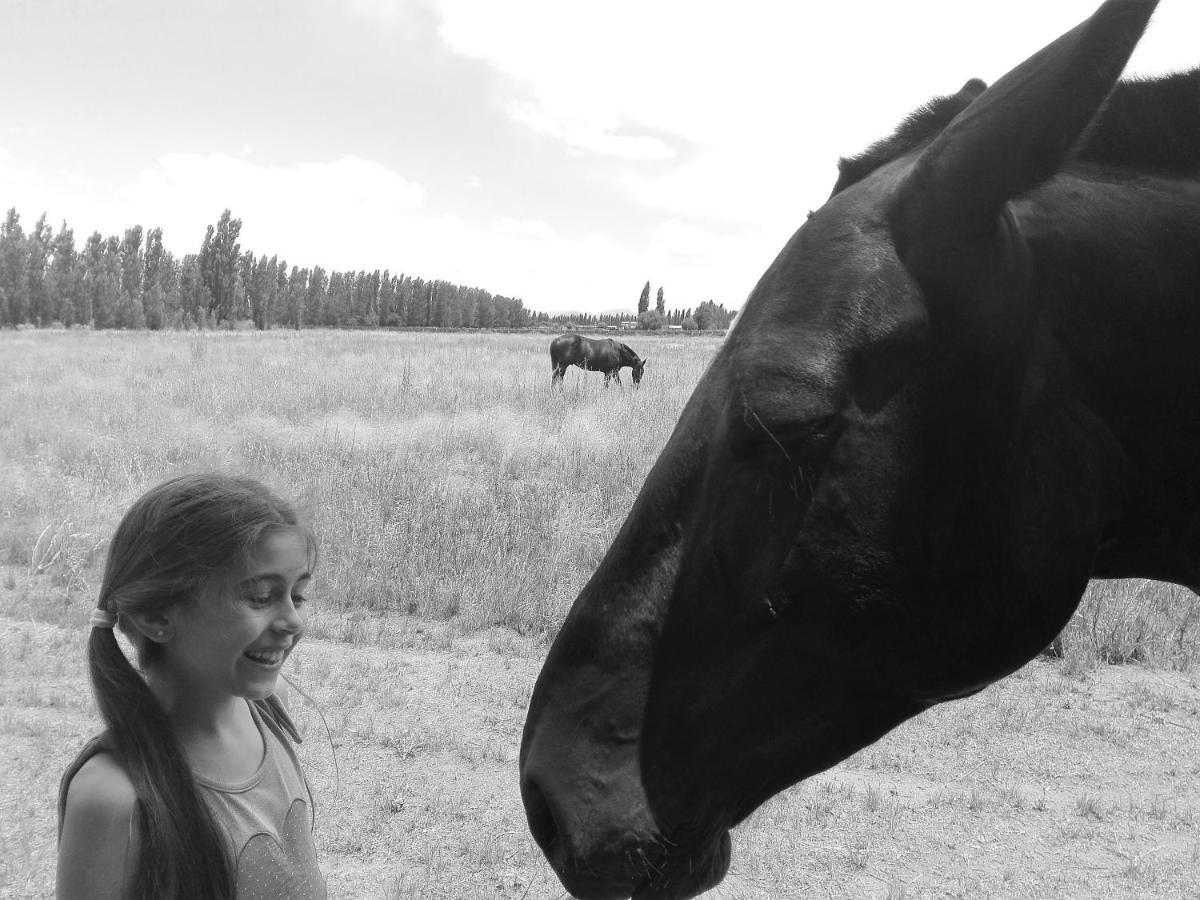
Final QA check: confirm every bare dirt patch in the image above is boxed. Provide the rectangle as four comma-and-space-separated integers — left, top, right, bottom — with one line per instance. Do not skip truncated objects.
3, 577, 1198, 899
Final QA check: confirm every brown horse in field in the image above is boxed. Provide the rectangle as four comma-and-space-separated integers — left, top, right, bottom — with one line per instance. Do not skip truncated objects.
550, 333, 646, 387
520, 2, 1200, 898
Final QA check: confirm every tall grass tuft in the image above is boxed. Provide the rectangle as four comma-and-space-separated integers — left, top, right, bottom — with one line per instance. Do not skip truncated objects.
3, 328, 1197, 665
1058, 578, 1200, 670
0, 329, 714, 637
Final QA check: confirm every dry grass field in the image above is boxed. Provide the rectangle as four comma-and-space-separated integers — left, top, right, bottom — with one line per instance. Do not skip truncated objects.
2, 329, 1199, 899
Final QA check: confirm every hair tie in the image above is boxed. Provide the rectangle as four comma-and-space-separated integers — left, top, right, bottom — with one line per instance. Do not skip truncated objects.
89, 608, 117, 629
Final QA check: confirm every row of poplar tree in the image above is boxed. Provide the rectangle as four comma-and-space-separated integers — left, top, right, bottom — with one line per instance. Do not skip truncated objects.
0, 208, 541, 330
0, 207, 739, 332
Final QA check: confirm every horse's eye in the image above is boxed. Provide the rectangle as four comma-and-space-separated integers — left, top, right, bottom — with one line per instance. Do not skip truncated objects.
729, 413, 841, 462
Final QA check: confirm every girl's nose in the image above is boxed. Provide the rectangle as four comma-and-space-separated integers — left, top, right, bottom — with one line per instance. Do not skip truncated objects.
274, 597, 306, 633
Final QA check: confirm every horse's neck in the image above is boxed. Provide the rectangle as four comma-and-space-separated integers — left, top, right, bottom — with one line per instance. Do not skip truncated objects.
1028, 175, 1200, 422
1025, 173, 1200, 588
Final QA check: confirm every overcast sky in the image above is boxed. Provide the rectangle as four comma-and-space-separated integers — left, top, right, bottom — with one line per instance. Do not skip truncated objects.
2, 0, 1195, 315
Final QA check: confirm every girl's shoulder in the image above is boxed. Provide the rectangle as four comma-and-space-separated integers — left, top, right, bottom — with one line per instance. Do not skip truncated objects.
67, 751, 137, 809
60, 742, 137, 829
58, 746, 139, 900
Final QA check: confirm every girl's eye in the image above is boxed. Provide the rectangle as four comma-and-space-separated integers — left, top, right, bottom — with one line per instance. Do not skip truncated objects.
247, 593, 273, 606
292, 594, 309, 606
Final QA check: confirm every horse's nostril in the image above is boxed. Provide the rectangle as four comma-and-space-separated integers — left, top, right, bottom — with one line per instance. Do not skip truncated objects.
522, 777, 560, 857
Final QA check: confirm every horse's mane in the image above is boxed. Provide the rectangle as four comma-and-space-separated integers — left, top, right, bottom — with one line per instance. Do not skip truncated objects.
831, 69, 1200, 196
831, 79, 986, 195
1079, 71, 1200, 174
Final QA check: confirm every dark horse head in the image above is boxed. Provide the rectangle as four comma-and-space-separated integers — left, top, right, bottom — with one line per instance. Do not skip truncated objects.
521, 2, 1200, 898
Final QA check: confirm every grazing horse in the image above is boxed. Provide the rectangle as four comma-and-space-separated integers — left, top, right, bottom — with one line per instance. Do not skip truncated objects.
520, 2, 1200, 899
550, 333, 646, 386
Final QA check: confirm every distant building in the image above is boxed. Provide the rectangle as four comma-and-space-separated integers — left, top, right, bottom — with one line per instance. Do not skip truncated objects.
620, 320, 638, 330
668, 324, 683, 331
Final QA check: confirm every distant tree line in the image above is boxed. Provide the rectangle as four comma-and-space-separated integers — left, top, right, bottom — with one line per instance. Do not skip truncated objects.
564, 299, 734, 332
0, 208, 540, 330
0, 207, 738, 332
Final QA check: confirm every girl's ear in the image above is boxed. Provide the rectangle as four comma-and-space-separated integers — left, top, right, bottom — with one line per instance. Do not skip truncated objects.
126, 610, 175, 644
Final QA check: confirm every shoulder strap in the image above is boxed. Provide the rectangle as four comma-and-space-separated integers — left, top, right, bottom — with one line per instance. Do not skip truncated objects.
253, 695, 303, 744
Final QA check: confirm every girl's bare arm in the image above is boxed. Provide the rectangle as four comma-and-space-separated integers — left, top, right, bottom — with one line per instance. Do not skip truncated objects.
57, 753, 138, 900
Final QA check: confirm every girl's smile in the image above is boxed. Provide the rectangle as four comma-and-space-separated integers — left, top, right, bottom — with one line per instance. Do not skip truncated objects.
244, 647, 289, 668
158, 530, 313, 705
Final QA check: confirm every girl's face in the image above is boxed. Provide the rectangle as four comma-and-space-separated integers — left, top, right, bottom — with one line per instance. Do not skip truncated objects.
162, 530, 312, 703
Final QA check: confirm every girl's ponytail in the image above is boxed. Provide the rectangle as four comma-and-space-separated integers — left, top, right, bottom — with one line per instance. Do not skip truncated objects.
88, 615, 234, 900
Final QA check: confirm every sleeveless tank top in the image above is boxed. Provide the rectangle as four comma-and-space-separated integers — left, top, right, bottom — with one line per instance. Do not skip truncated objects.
58, 696, 327, 899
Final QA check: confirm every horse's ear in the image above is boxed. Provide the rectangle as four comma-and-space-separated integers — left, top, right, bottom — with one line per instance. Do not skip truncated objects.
890, 0, 1158, 278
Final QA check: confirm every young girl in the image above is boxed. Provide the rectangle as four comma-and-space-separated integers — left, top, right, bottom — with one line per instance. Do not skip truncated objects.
57, 473, 326, 900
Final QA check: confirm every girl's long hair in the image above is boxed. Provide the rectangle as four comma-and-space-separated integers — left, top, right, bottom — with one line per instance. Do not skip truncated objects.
87, 472, 316, 899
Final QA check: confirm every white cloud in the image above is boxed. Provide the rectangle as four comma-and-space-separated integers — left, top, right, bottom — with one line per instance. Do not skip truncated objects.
126, 153, 426, 218
5, 0, 1197, 316
116, 153, 427, 259
432, 0, 1200, 221
406, 211, 760, 314
494, 217, 558, 241
109, 155, 691, 310
0, 145, 758, 310
342, 0, 406, 26
508, 102, 675, 161
647, 218, 728, 260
